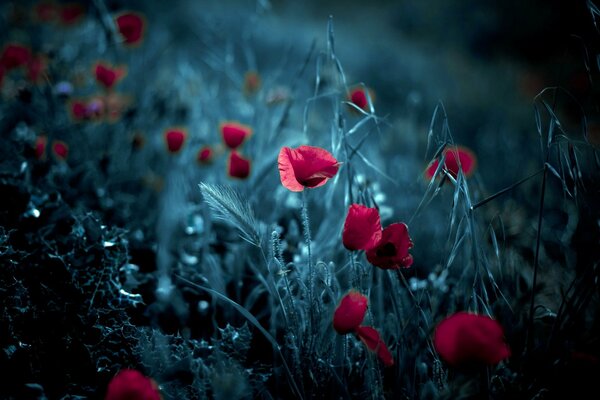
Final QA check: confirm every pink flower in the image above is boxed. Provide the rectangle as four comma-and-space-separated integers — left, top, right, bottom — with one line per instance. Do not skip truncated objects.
277, 145, 340, 192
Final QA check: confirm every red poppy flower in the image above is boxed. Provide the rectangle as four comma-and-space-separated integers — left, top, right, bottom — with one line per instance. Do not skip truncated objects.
228, 151, 251, 179
35, 135, 47, 159
164, 129, 186, 153
278, 145, 340, 192
365, 223, 413, 270
433, 312, 511, 366
105, 369, 161, 400
115, 12, 145, 45
243, 71, 261, 95
342, 204, 382, 251
52, 140, 68, 161
220, 121, 252, 149
349, 87, 368, 110
1, 44, 32, 70
94, 63, 125, 89
197, 146, 213, 164
69, 99, 88, 121
425, 145, 477, 180
59, 3, 85, 25
333, 290, 368, 334
355, 326, 394, 367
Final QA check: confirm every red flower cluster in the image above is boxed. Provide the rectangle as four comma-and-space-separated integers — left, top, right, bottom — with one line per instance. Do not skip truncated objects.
343, 204, 413, 269
219, 121, 252, 179
333, 291, 393, 366
105, 369, 161, 400
425, 145, 477, 180
433, 312, 510, 366
278, 145, 340, 192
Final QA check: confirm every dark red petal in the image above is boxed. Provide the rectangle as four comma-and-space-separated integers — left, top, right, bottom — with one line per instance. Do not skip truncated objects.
333, 290, 368, 334
164, 129, 186, 153
197, 146, 213, 164
35, 136, 47, 159
356, 326, 394, 367
228, 151, 251, 179
1, 44, 32, 70
105, 369, 161, 400
366, 223, 413, 269
52, 140, 68, 160
243, 71, 261, 95
59, 3, 85, 25
115, 12, 145, 45
425, 159, 439, 180
350, 88, 368, 110
278, 145, 339, 191
433, 312, 510, 366
342, 204, 382, 251
70, 100, 87, 120
27, 55, 46, 83
220, 121, 252, 149
34, 2, 58, 22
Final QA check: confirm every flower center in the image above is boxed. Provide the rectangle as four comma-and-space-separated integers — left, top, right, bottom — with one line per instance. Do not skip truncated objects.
377, 242, 396, 257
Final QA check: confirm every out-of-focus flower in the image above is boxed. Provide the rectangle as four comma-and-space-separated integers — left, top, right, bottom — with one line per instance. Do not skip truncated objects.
355, 325, 394, 367
243, 71, 261, 95
220, 121, 252, 149
27, 54, 46, 83
277, 145, 340, 192
197, 146, 213, 164
342, 204, 382, 251
94, 62, 126, 90
425, 145, 477, 180
51, 140, 68, 161
59, 3, 85, 25
348, 86, 374, 113
105, 369, 161, 400
333, 290, 368, 334
164, 129, 186, 153
1, 44, 32, 71
433, 312, 510, 366
115, 12, 145, 45
366, 223, 414, 270
228, 151, 251, 179
35, 135, 47, 160
33, 1, 58, 22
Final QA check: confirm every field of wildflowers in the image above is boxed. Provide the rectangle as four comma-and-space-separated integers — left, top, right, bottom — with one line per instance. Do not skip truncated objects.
1, 0, 599, 399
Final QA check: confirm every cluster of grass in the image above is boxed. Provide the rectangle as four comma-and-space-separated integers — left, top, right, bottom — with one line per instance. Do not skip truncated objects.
1, 1, 599, 399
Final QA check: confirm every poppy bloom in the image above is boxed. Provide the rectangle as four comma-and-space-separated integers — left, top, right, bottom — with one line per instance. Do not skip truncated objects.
1, 44, 31, 71
27, 55, 46, 83
425, 145, 477, 180
243, 71, 261, 95
164, 129, 186, 153
59, 3, 85, 25
278, 145, 340, 192
342, 204, 382, 251
228, 151, 251, 179
433, 312, 511, 366
348, 86, 374, 113
333, 290, 368, 334
115, 12, 145, 45
34, 2, 58, 22
356, 326, 394, 367
94, 62, 126, 89
220, 121, 252, 149
105, 369, 161, 400
69, 99, 88, 121
34, 135, 47, 159
52, 140, 68, 161
197, 145, 213, 164
366, 223, 414, 270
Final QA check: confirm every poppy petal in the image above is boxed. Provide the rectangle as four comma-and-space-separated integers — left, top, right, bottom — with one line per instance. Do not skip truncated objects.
333, 290, 368, 334
366, 222, 413, 269
1, 44, 32, 70
342, 204, 382, 251
197, 146, 213, 164
52, 140, 68, 161
228, 151, 251, 179
115, 12, 145, 45
105, 369, 161, 400
278, 145, 339, 191
356, 326, 394, 367
220, 122, 252, 149
164, 129, 186, 153
433, 312, 511, 366
35, 135, 47, 159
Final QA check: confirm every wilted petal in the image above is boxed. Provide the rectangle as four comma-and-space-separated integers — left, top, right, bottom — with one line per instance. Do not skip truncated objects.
356, 326, 394, 367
